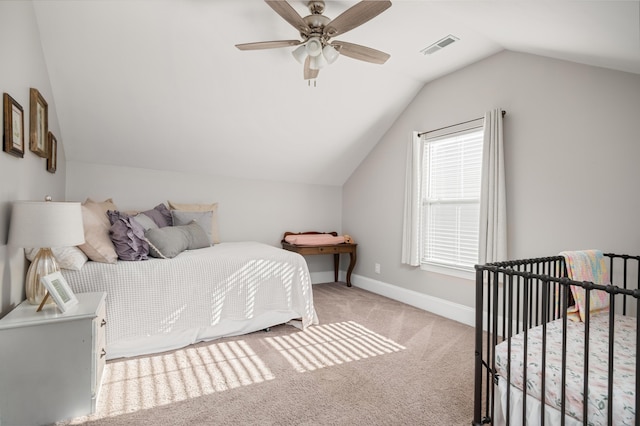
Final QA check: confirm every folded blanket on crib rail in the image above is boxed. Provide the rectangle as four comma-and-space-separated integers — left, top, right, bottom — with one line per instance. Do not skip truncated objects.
560, 249, 610, 322
284, 234, 346, 245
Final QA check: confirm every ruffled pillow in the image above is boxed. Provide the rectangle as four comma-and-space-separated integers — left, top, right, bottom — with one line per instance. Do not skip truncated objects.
107, 210, 149, 261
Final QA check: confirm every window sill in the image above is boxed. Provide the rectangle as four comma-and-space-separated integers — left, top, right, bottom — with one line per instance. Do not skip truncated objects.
420, 262, 475, 281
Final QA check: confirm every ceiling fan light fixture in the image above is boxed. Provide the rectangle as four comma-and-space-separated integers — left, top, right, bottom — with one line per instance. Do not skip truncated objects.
292, 44, 307, 64
310, 52, 327, 70
322, 44, 339, 64
306, 37, 323, 57
237, 0, 392, 80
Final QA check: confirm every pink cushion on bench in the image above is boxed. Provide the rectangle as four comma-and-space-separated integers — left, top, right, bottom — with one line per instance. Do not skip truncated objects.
284, 234, 346, 245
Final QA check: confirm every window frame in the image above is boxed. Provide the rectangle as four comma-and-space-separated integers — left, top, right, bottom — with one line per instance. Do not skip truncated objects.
418, 119, 484, 279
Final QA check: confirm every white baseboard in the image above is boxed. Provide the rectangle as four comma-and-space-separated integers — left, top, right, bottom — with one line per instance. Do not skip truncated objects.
317, 271, 475, 328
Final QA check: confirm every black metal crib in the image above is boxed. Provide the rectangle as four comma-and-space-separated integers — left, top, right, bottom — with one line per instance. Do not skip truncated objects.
473, 253, 640, 425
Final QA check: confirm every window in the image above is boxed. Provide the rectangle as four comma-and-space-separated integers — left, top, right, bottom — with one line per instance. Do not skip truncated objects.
420, 122, 483, 273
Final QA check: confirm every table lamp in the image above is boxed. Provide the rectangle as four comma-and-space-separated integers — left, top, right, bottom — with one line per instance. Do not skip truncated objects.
8, 197, 85, 305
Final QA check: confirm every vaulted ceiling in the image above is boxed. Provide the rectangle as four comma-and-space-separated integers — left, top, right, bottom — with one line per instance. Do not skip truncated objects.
33, 0, 640, 186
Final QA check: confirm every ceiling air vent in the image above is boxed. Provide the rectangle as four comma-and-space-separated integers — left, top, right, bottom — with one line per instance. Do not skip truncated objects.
420, 34, 459, 55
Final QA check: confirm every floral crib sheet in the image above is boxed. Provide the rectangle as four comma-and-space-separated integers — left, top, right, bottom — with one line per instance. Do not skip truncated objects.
495, 313, 636, 425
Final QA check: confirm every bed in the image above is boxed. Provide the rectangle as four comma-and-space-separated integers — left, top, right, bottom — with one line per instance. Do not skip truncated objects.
473, 252, 640, 425
62, 241, 318, 360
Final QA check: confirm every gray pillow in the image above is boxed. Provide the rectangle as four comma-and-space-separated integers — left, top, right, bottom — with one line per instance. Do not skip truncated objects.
141, 203, 173, 228
132, 213, 159, 231
171, 210, 214, 244
145, 221, 210, 259
184, 221, 211, 249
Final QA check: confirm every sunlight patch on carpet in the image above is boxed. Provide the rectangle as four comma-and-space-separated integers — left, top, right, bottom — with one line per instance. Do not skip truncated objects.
62, 339, 273, 423
59, 322, 406, 424
265, 321, 406, 372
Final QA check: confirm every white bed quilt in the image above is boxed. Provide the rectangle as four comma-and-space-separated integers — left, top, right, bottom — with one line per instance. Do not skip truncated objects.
62, 242, 318, 359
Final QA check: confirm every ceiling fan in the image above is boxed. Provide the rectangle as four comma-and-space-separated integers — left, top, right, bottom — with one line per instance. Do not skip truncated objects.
235, 0, 392, 80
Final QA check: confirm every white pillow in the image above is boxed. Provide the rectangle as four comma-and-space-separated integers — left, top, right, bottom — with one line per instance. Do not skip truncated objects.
24, 246, 88, 271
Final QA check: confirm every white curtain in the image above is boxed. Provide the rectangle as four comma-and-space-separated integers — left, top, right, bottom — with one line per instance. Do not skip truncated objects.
478, 108, 508, 264
401, 132, 422, 266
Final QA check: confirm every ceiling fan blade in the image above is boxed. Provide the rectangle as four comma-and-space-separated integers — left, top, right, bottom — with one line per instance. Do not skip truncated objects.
331, 40, 390, 64
265, 0, 310, 36
235, 40, 302, 50
324, 1, 391, 38
304, 56, 319, 80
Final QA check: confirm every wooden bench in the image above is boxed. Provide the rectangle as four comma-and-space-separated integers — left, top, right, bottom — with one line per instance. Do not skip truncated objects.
281, 231, 357, 287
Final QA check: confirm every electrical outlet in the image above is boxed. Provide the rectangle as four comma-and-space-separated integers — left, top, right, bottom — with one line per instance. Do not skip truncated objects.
375, 263, 381, 274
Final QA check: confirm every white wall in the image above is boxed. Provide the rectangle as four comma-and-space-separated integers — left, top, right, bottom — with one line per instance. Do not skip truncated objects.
343, 51, 640, 311
6, 7, 639, 322
0, 1, 66, 317
66, 161, 342, 275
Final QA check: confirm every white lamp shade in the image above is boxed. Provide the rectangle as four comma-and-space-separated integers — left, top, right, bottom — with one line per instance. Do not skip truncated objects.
292, 44, 307, 64
323, 44, 339, 64
8, 201, 85, 248
309, 53, 327, 70
305, 37, 322, 57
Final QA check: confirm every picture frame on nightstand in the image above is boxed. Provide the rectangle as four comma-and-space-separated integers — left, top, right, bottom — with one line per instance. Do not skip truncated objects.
40, 271, 78, 312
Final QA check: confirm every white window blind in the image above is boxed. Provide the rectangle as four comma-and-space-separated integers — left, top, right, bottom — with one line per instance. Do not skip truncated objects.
421, 125, 483, 271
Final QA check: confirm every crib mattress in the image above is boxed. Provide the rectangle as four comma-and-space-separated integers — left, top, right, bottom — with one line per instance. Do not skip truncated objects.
495, 313, 637, 425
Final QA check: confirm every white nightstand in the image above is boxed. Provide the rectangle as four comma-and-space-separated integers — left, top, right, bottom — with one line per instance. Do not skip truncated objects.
0, 292, 107, 425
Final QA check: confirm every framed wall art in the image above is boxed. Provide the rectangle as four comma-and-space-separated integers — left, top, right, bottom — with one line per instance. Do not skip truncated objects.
47, 132, 57, 173
29, 88, 48, 158
3, 93, 25, 157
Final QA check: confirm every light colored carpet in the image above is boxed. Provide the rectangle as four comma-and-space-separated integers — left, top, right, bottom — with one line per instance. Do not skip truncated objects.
59, 283, 475, 425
